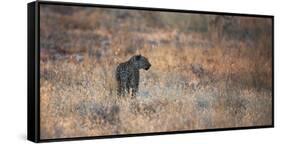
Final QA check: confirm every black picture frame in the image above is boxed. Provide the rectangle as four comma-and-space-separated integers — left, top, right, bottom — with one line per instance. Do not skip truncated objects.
28, 0, 274, 143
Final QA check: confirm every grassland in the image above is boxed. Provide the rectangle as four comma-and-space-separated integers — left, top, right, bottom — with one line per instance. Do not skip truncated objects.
40, 5, 272, 139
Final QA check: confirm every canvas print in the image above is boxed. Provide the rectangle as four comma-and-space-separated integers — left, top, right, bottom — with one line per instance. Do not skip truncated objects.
39, 4, 273, 139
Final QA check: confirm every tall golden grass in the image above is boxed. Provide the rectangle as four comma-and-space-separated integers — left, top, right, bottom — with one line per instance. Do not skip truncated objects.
39, 5, 272, 139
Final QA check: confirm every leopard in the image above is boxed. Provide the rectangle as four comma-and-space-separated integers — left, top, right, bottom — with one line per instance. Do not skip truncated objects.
115, 55, 151, 97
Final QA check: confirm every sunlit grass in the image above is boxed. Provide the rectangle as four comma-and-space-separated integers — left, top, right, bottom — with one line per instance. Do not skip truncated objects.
39, 5, 272, 139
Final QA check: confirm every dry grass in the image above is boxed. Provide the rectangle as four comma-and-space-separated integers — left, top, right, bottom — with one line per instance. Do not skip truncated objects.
39, 5, 272, 139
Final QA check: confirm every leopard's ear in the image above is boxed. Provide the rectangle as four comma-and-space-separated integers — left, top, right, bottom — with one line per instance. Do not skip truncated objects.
135, 55, 141, 60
